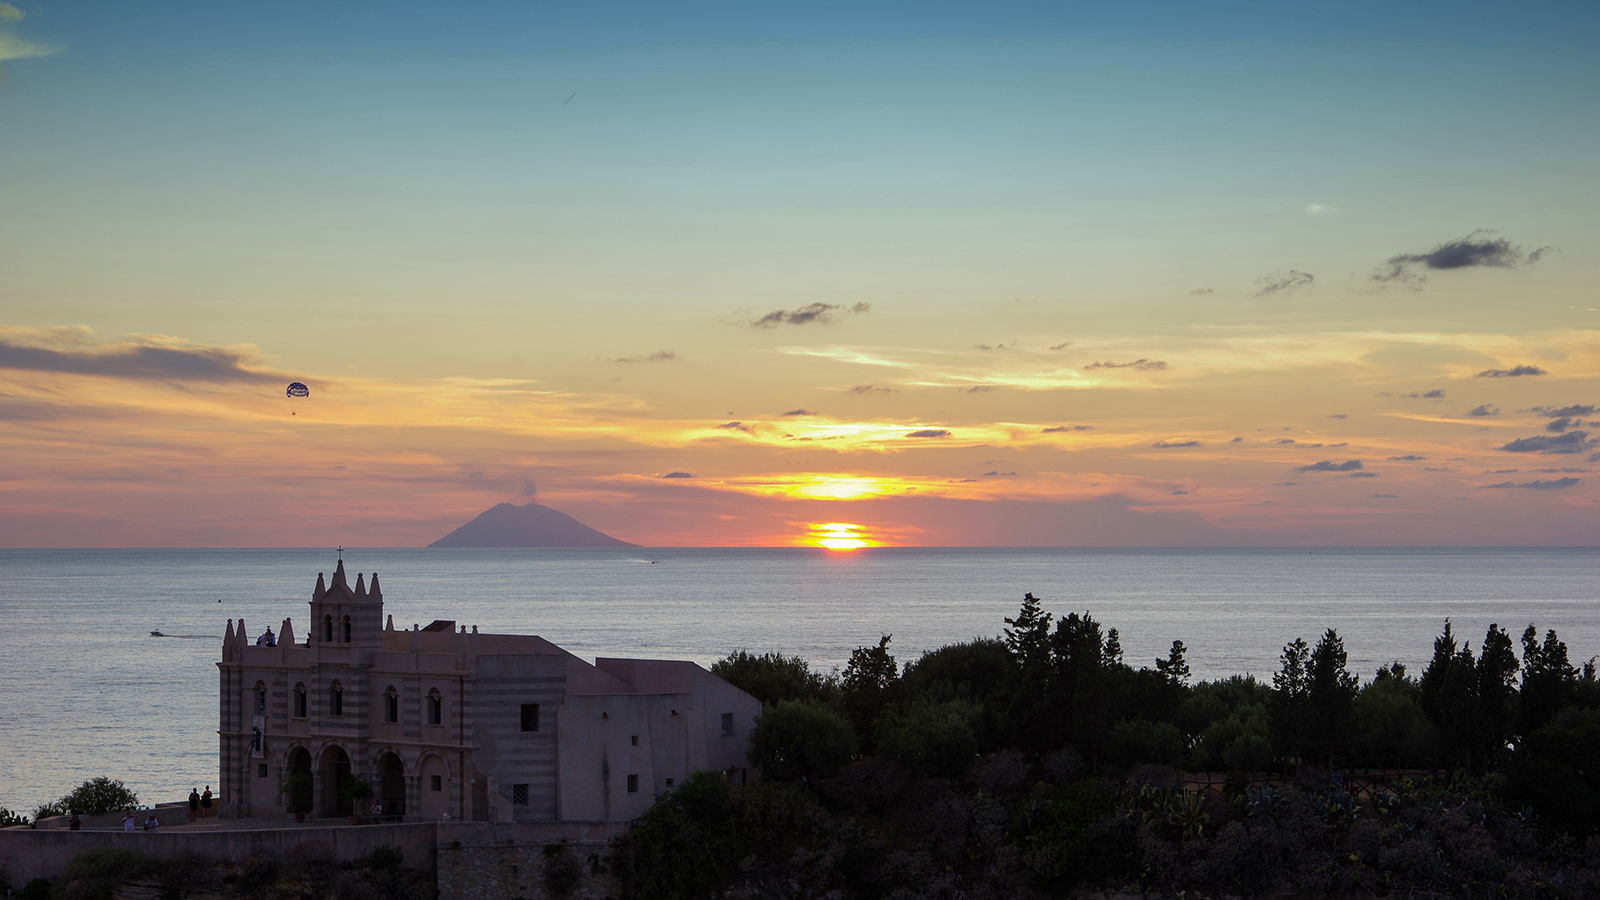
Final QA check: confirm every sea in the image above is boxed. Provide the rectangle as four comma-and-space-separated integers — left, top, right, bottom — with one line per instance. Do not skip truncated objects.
0, 547, 1595, 814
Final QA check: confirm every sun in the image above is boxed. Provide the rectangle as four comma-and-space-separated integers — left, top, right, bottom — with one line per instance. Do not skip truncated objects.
811, 522, 873, 550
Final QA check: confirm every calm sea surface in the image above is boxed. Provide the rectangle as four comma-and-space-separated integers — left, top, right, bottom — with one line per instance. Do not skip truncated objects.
0, 547, 1595, 813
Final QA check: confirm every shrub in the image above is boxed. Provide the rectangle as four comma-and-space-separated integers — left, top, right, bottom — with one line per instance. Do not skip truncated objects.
60, 778, 140, 816
20, 878, 52, 900
366, 845, 404, 873
749, 700, 857, 781
874, 700, 980, 779
59, 848, 155, 900
542, 844, 582, 897
0, 806, 30, 828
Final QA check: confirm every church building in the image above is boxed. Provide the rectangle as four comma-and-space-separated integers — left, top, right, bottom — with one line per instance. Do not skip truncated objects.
217, 558, 760, 822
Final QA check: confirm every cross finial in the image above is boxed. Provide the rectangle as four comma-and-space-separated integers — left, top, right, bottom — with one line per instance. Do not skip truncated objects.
337, 544, 344, 561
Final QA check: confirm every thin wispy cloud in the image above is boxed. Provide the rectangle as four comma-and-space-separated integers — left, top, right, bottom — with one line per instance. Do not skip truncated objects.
0, 330, 278, 383
749, 302, 870, 328
612, 350, 678, 363
1305, 203, 1338, 217
1042, 425, 1093, 433
1372, 230, 1554, 289
906, 429, 952, 439
1084, 358, 1167, 371
779, 409, 816, 417
1498, 432, 1593, 454
1476, 365, 1545, 378
1468, 404, 1500, 417
1295, 459, 1364, 473
1483, 477, 1580, 490
1255, 270, 1314, 297
0, 3, 60, 64
1152, 439, 1202, 449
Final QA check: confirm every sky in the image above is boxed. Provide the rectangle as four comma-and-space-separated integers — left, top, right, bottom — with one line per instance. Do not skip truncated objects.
2, 1, 1599, 548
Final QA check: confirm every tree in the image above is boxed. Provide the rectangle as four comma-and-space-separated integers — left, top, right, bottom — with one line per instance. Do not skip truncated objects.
55, 778, 140, 817
1518, 625, 1578, 737
748, 700, 858, 781
841, 635, 898, 748
711, 650, 837, 706
1476, 623, 1519, 768
1155, 640, 1190, 687
1271, 637, 1311, 762
1305, 629, 1358, 766
1419, 620, 1480, 767
875, 700, 980, 779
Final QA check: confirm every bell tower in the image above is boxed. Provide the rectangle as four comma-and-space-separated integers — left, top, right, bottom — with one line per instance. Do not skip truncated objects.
307, 554, 384, 649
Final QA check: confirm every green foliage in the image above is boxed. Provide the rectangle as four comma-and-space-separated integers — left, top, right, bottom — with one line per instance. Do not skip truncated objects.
748, 699, 857, 781
365, 845, 403, 872
60, 848, 155, 900
1507, 707, 1600, 837
541, 844, 582, 897
1103, 718, 1184, 770
874, 700, 979, 779
337, 776, 373, 802
0, 806, 31, 827
1155, 639, 1190, 686
840, 634, 898, 746
710, 650, 837, 706
20, 878, 51, 900
44, 778, 140, 818
898, 638, 1012, 703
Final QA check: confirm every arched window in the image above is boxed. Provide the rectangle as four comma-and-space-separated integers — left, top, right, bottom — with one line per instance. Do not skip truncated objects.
342, 615, 352, 643
293, 683, 307, 718
426, 688, 442, 726
323, 615, 334, 643
254, 681, 267, 714
330, 680, 344, 717
385, 686, 399, 723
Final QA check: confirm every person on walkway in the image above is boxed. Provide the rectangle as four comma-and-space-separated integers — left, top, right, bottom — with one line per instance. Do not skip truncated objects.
122, 811, 136, 832
69, 813, 81, 831
144, 814, 159, 832
201, 786, 213, 818
188, 788, 200, 822
370, 799, 383, 821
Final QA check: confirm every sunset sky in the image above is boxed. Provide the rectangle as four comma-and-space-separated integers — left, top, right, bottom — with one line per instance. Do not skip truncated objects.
3, 1, 1598, 547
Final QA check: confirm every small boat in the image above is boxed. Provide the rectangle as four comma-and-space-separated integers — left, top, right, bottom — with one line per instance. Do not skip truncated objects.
150, 630, 164, 637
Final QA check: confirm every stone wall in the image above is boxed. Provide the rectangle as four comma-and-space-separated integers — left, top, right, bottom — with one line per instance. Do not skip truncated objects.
437, 838, 620, 900
0, 822, 439, 885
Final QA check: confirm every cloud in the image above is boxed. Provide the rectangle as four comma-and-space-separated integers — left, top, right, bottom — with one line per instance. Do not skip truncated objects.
1483, 477, 1581, 490
1255, 270, 1314, 297
1468, 404, 1499, 417
1372, 230, 1554, 288
0, 3, 60, 63
715, 421, 753, 433
1230, 436, 1243, 443
1042, 425, 1093, 433
779, 409, 816, 417
1328, 413, 1347, 419
1084, 358, 1168, 371
1047, 342, 1071, 351
749, 302, 870, 328
906, 429, 952, 439
1171, 490, 1189, 495
612, 350, 678, 363
1387, 455, 1427, 461
1347, 472, 1380, 478
1532, 404, 1596, 418
1498, 432, 1593, 454
1188, 288, 1214, 296
1372, 494, 1399, 498
1305, 204, 1338, 217
0, 332, 277, 383
965, 385, 996, 393
1476, 365, 1546, 378
1295, 459, 1364, 473
982, 470, 1016, 477
1383, 389, 1447, 400
1546, 417, 1581, 433
661, 471, 694, 479
1152, 439, 1202, 449
847, 383, 894, 394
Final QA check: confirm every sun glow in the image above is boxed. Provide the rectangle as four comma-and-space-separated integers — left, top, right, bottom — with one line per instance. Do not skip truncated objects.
812, 522, 872, 550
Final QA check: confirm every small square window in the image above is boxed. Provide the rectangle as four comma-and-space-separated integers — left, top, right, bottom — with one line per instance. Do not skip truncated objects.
626, 774, 639, 794
512, 784, 529, 805
630, 735, 639, 746
665, 778, 674, 788
258, 763, 268, 778
431, 775, 442, 792
721, 713, 734, 735
520, 703, 540, 732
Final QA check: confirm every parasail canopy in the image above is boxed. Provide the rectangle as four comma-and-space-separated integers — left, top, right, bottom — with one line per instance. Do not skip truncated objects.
286, 382, 310, 398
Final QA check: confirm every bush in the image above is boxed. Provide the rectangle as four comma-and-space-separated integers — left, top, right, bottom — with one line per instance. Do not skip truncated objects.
542, 844, 582, 897
874, 700, 980, 779
366, 845, 404, 873
711, 651, 838, 705
0, 806, 30, 827
38, 778, 140, 818
749, 700, 857, 781
20, 878, 52, 900
59, 848, 155, 900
